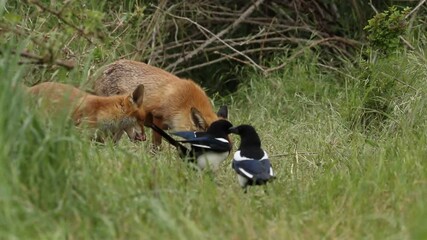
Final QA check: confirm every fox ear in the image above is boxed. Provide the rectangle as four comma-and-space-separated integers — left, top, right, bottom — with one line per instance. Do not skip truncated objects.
191, 107, 207, 130
217, 105, 228, 119
131, 84, 144, 107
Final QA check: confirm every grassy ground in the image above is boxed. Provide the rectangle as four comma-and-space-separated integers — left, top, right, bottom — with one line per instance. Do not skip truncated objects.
1, 2, 427, 240
1, 48, 427, 239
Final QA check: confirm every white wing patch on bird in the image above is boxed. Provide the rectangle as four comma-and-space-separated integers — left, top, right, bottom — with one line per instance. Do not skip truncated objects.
238, 168, 254, 178
233, 150, 252, 161
214, 137, 229, 143
270, 167, 274, 176
191, 144, 211, 149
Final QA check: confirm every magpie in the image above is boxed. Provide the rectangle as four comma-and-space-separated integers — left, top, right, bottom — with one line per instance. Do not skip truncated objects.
149, 123, 190, 158
150, 119, 233, 171
229, 124, 274, 192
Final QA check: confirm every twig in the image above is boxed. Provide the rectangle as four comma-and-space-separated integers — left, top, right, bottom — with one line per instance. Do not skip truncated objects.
28, 0, 94, 44
150, 25, 319, 61
291, 146, 299, 179
300, 154, 318, 168
0, 23, 75, 69
270, 152, 318, 158
264, 36, 360, 74
155, 0, 266, 72
173, 47, 286, 74
368, 0, 379, 14
18, 51, 75, 70
317, 63, 358, 81
148, 25, 157, 65
215, 51, 254, 66
295, 148, 299, 165
157, 37, 309, 62
380, 72, 418, 92
140, 0, 167, 62
0, 23, 47, 49
405, 0, 427, 19
399, 36, 415, 50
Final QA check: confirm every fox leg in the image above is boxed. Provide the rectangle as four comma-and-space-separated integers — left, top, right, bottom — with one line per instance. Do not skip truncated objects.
152, 116, 163, 148
112, 130, 125, 143
136, 123, 146, 141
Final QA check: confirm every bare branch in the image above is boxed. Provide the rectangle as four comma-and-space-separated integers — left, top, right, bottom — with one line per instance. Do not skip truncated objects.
18, 51, 75, 70
0, 23, 48, 49
28, 0, 95, 44
174, 47, 287, 74
399, 36, 415, 50
154, 0, 266, 72
157, 37, 310, 62
317, 63, 358, 81
270, 152, 318, 158
368, 0, 379, 14
405, 0, 427, 19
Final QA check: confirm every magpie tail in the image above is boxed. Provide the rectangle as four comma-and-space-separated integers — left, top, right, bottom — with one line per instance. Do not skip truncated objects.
149, 124, 191, 157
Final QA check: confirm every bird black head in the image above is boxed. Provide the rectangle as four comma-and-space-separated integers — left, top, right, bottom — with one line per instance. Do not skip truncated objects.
228, 124, 261, 149
206, 119, 233, 137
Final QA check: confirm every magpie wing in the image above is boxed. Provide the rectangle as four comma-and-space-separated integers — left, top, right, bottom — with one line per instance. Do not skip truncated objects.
232, 159, 271, 181
179, 136, 231, 152
260, 159, 275, 177
172, 131, 208, 140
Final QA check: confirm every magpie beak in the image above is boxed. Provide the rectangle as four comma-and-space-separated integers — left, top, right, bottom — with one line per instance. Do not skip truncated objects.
228, 126, 239, 134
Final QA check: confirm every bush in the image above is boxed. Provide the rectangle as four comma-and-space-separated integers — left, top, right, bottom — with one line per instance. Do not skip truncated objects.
364, 6, 411, 55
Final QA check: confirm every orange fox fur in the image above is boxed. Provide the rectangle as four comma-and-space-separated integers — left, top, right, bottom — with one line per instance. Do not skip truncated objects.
27, 82, 146, 143
93, 59, 228, 146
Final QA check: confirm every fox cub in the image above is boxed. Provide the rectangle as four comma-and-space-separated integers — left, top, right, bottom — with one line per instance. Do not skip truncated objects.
27, 82, 146, 143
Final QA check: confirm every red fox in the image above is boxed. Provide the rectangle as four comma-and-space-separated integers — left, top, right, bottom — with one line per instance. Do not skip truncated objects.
27, 82, 146, 143
92, 59, 228, 147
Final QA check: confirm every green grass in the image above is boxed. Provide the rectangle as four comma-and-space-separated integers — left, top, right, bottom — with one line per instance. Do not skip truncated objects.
1, 1, 427, 240
2, 49, 426, 239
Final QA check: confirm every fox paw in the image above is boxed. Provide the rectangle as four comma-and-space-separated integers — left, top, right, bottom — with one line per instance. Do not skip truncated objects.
149, 144, 161, 155
132, 132, 146, 142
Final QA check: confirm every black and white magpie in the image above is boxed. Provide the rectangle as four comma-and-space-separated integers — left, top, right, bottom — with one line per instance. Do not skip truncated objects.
150, 119, 233, 171
229, 124, 274, 192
